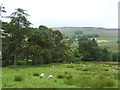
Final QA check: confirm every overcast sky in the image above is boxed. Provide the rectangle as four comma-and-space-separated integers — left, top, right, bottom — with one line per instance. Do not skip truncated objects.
0, 0, 119, 28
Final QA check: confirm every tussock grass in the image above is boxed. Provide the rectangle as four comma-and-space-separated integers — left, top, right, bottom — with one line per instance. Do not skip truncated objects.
14, 75, 23, 81
2, 62, 118, 88
91, 78, 115, 88
33, 72, 39, 76
66, 65, 74, 68
56, 73, 65, 79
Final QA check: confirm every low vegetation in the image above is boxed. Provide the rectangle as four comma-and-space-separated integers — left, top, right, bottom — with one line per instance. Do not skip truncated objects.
2, 62, 118, 88
14, 75, 23, 81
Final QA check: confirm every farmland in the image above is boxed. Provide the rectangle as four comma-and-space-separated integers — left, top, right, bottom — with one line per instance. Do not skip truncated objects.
52, 27, 118, 52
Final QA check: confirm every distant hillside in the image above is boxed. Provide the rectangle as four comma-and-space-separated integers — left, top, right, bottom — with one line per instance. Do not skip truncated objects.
51, 27, 118, 36
51, 27, 118, 52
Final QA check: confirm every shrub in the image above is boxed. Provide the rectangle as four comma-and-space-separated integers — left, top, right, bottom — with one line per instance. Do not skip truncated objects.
33, 72, 39, 76
14, 75, 23, 81
56, 73, 65, 79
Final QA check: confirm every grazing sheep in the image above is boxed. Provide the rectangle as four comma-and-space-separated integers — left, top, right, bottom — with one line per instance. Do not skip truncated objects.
71, 63, 72, 64
40, 73, 44, 78
52, 65, 55, 68
83, 65, 85, 67
47, 75, 53, 79
112, 69, 115, 71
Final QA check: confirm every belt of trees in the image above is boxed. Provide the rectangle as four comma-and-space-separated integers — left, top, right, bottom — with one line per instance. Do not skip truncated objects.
1, 8, 114, 67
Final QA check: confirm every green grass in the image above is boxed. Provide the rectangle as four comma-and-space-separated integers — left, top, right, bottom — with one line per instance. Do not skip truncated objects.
2, 62, 118, 88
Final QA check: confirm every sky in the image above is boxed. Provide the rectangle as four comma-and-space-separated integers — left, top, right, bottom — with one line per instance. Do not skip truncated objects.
0, 0, 119, 28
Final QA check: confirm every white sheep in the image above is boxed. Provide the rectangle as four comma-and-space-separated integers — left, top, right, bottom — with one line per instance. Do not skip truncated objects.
112, 69, 115, 71
47, 75, 53, 79
52, 65, 55, 68
40, 73, 44, 78
83, 65, 85, 67
71, 63, 72, 64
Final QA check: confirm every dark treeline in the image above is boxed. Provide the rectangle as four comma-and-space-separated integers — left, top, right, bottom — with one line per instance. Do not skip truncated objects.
1, 8, 116, 66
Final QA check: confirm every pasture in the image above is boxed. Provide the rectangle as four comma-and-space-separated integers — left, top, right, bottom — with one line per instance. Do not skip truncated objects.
2, 62, 118, 88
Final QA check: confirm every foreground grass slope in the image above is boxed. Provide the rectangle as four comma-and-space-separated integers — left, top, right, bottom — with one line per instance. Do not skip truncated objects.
2, 62, 118, 88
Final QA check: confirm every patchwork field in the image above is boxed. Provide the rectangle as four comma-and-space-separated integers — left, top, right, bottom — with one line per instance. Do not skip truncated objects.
2, 62, 119, 88
52, 27, 118, 52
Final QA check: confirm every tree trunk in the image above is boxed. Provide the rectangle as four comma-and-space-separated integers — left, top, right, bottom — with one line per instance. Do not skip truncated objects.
14, 54, 18, 66
26, 57, 28, 65
32, 59, 35, 65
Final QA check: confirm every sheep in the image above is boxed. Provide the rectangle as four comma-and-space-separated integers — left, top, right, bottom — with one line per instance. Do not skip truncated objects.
112, 69, 115, 71
40, 73, 44, 78
71, 63, 72, 64
47, 75, 53, 79
83, 65, 85, 67
52, 65, 55, 68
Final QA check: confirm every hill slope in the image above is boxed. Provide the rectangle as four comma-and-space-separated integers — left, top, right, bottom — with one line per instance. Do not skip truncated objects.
51, 27, 118, 52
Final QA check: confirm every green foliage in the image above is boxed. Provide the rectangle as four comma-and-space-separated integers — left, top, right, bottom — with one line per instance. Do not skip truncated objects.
2, 8, 70, 66
78, 37, 112, 61
14, 75, 23, 81
33, 72, 39, 76
112, 52, 118, 61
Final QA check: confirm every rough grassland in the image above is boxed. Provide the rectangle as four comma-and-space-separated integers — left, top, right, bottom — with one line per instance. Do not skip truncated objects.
2, 62, 118, 88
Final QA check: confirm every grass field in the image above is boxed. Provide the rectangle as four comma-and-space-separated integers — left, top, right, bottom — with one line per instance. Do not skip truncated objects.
2, 62, 119, 88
